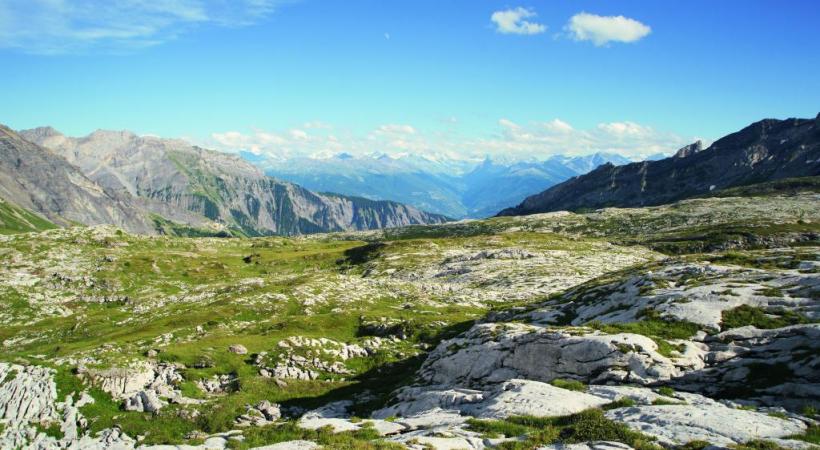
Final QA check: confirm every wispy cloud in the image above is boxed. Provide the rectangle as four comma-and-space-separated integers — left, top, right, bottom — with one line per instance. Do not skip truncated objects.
566, 12, 651, 46
491, 7, 546, 35
488, 118, 684, 158
0, 0, 282, 54
205, 119, 692, 161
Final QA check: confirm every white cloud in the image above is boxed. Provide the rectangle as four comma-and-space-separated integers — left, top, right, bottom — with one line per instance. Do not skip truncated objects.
289, 129, 308, 140
0, 0, 282, 54
542, 119, 574, 133
205, 119, 690, 162
377, 124, 417, 135
566, 12, 651, 46
596, 121, 652, 136
491, 7, 546, 35
498, 118, 521, 130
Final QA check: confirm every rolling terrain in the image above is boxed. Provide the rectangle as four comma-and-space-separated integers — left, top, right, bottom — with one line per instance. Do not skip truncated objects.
0, 181, 817, 449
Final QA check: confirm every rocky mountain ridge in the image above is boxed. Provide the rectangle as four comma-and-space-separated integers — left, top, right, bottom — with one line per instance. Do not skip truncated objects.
499, 114, 820, 216
0, 125, 155, 233
7, 126, 448, 236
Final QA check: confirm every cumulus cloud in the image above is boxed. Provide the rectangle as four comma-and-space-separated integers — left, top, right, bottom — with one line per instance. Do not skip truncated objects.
0, 0, 282, 54
491, 7, 546, 35
566, 12, 651, 46
205, 119, 690, 162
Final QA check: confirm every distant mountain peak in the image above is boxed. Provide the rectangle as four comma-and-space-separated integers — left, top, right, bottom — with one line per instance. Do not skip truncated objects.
21, 126, 63, 140
86, 129, 138, 140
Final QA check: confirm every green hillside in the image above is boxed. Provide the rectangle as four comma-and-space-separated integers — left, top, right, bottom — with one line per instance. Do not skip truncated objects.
0, 198, 56, 234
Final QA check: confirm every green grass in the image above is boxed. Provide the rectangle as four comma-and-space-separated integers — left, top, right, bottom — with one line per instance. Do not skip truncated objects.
0, 199, 56, 234
150, 214, 234, 238
587, 310, 700, 357
467, 409, 662, 450
465, 417, 532, 439
230, 422, 405, 450
732, 440, 790, 450
657, 386, 676, 397
789, 424, 820, 445
721, 305, 810, 330
549, 378, 587, 392
34, 421, 65, 440
601, 398, 636, 410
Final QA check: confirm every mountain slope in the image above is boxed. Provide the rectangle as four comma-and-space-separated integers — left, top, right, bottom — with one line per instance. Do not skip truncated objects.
0, 197, 56, 234
461, 154, 632, 217
0, 125, 155, 233
21, 127, 448, 235
499, 114, 820, 216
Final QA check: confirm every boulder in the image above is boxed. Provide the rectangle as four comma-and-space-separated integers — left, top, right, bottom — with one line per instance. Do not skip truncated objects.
606, 402, 807, 446
124, 390, 164, 413
420, 323, 680, 388
228, 344, 248, 355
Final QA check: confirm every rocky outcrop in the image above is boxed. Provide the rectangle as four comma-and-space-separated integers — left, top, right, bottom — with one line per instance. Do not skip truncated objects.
499, 114, 820, 215
374, 379, 609, 420
236, 400, 283, 427
673, 324, 820, 409
0, 362, 319, 449
528, 261, 819, 330
81, 361, 198, 413
418, 323, 683, 388
0, 363, 59, 423
255, 336, 381, 381
606, 401, 806, 446
360, 251, 818, 448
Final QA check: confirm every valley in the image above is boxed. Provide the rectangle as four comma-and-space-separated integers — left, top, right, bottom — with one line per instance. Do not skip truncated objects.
255, 152, 632, 219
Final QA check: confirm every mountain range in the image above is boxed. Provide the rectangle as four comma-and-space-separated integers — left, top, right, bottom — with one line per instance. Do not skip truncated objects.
247, 152, 633, 218
499, 114, 820, 216
0, 126, 448, 236
4, 114, 817, 237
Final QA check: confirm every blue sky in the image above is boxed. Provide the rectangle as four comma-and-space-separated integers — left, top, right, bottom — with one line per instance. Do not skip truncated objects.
1, 0, 819, 159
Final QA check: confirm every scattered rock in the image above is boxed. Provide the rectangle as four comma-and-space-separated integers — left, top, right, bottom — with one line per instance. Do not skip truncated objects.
124, 389, 164, 413
228, 344, 248, 355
